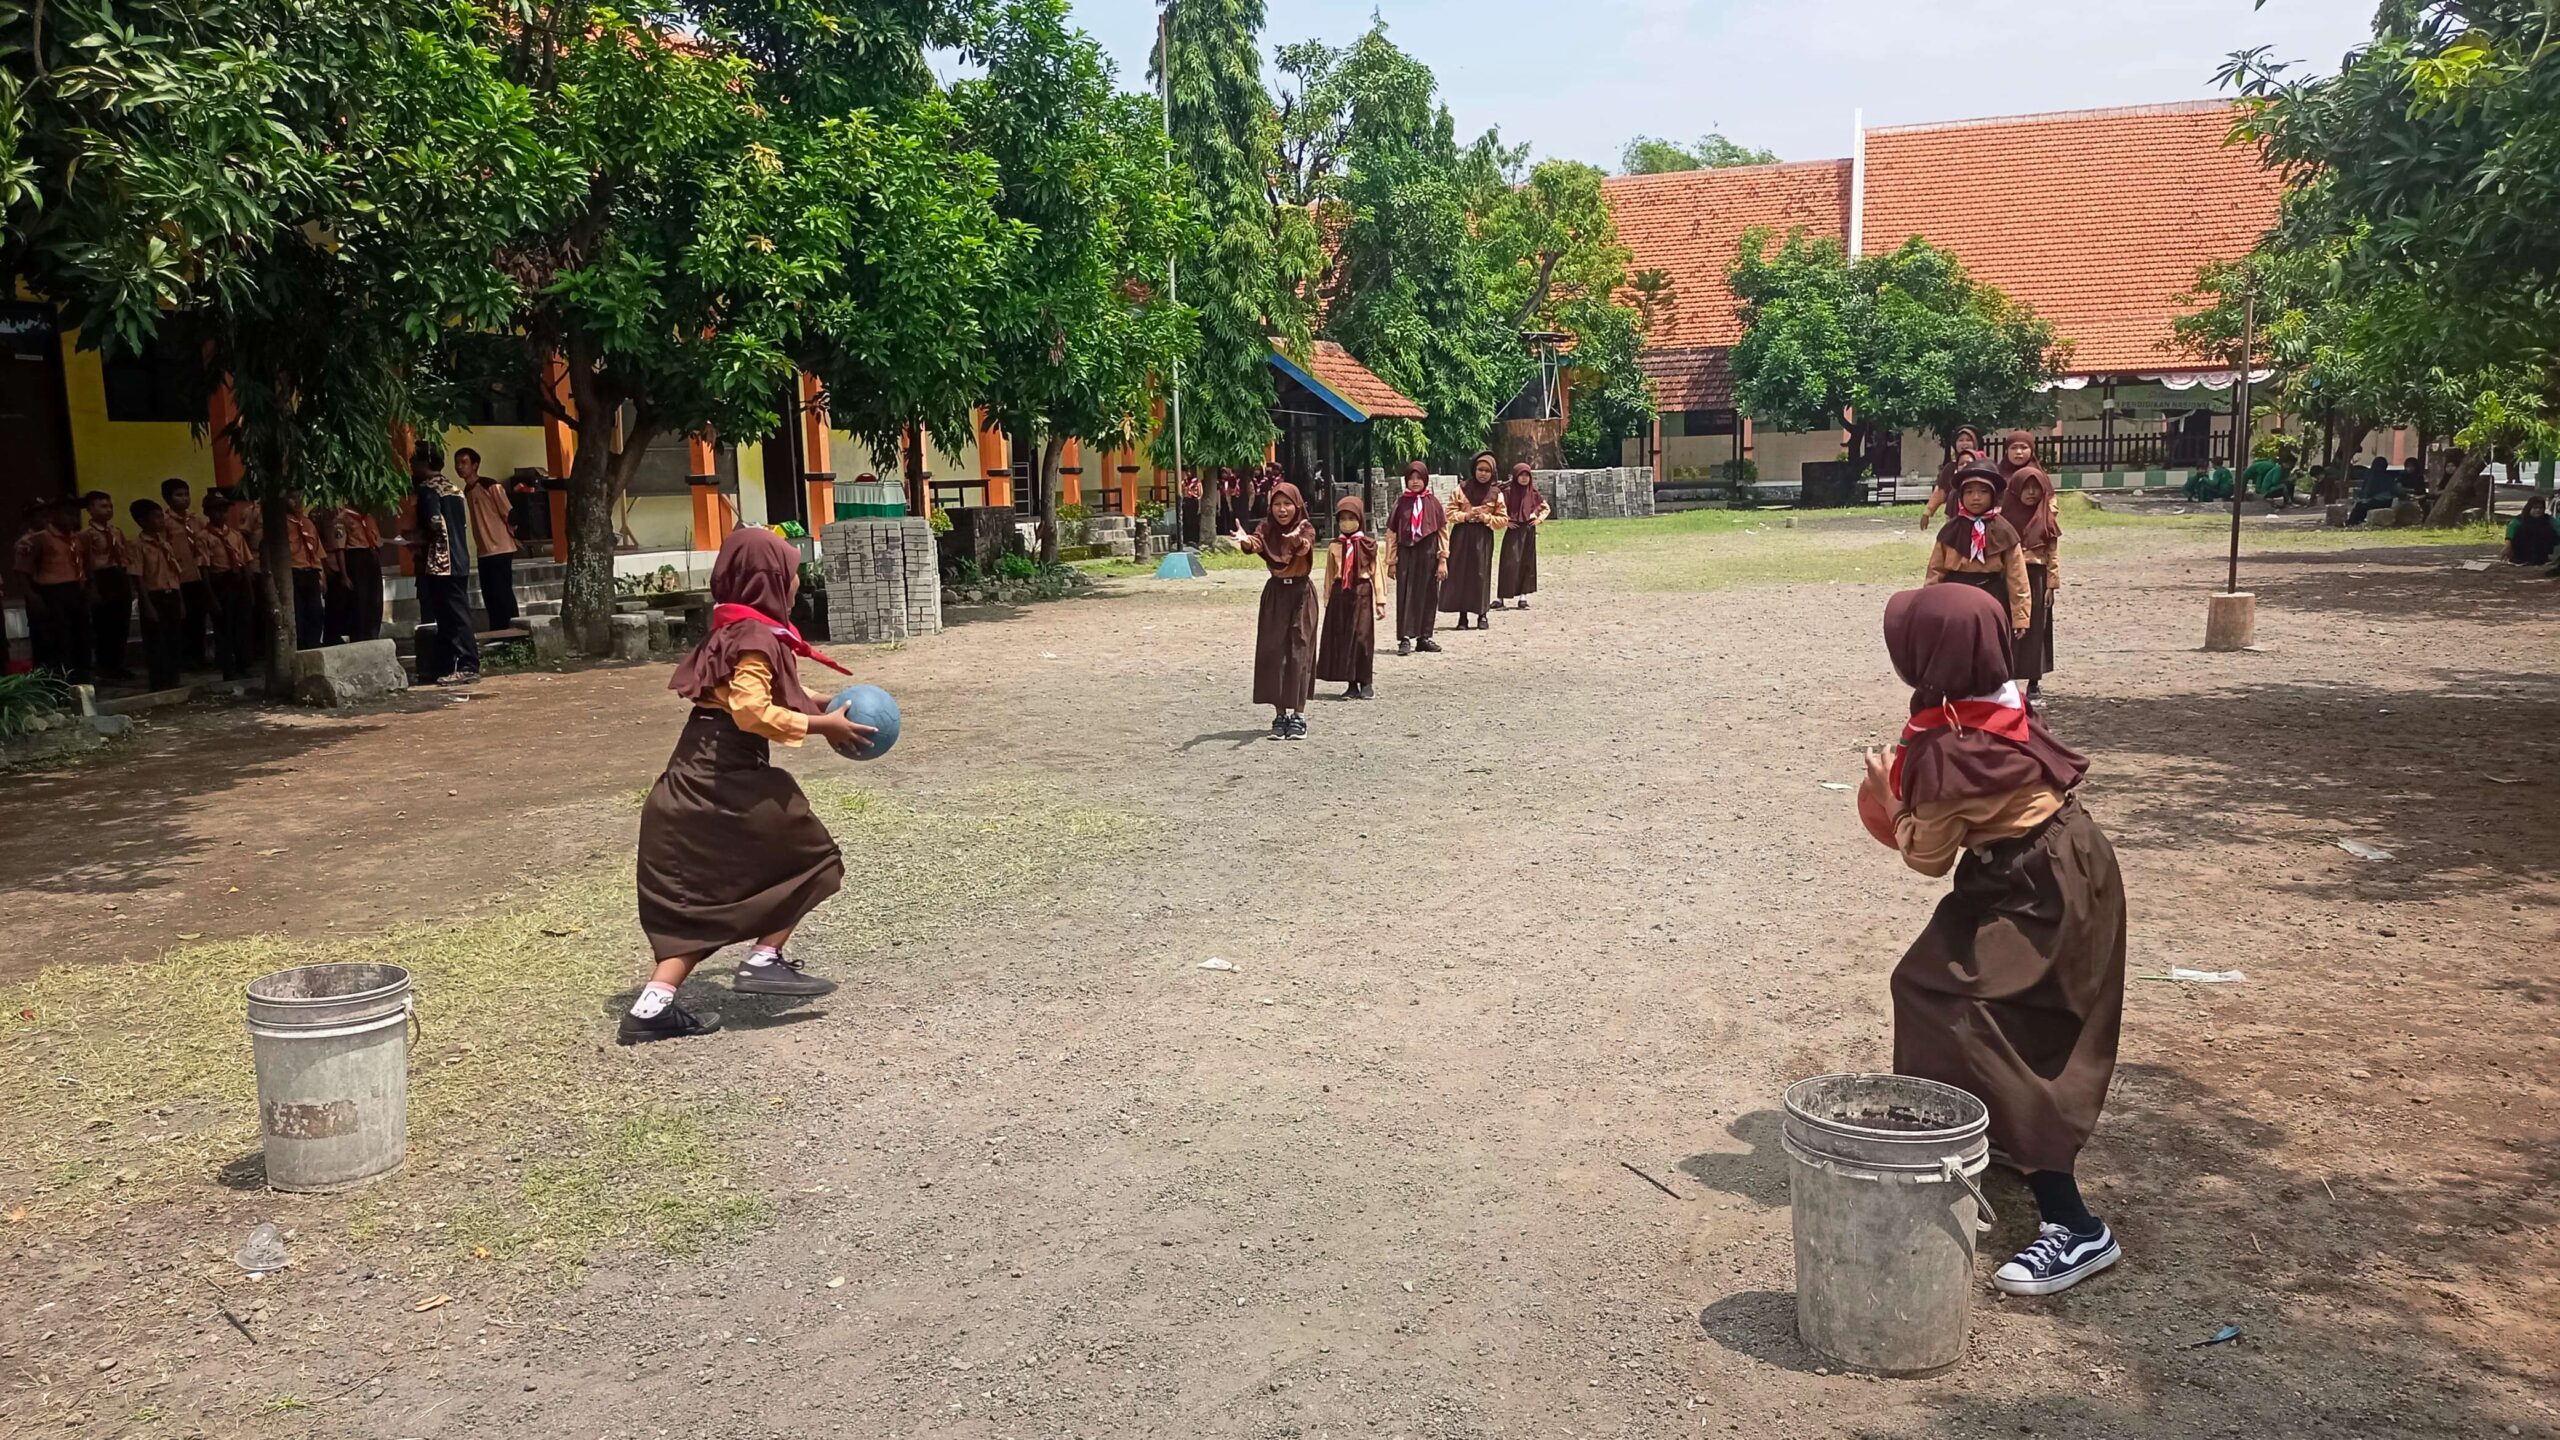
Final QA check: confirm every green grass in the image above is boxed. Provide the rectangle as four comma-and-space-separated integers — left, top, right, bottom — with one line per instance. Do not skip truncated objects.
0, 780, 1151, 1284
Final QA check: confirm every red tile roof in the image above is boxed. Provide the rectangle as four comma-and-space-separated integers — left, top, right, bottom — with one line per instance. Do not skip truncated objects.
1860, 102, 2281, 374
1604, 160, 1854, 351
1637, 346, 1735, 413
1292, 340, 1426, 420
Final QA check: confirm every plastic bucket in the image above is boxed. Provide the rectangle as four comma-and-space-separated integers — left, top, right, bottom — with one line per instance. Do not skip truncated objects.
1780, 1073, 1993, 1376
244, 963, 413, 1192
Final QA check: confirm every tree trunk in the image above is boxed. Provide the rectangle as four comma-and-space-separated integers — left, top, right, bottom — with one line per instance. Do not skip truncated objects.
258, 494, 298, 699
2423, 452, 2493, 528
1037, 433, 1066, 567
563, 427, 618, 657
2317, 419, 2374, 502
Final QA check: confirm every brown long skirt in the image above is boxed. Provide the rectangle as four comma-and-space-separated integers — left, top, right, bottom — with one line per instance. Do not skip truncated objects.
1393, 541, 1438, 640
1253, 575, 1319, 708
637, 708, 845, 958
1891, 797, 2125, 1175
1439, 521, 1495, 615
1315, 578, 1375, 685
2015, 563, 2053, 683
1498, 523, 1539, 600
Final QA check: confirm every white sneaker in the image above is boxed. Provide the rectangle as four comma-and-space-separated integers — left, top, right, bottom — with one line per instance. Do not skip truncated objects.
1994, 1221, 2121, 1297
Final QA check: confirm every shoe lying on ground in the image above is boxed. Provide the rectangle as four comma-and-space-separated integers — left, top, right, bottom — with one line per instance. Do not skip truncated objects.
617, 1000, 723, 1045
732, 952, 839, 998
1993, 1222, 2120, 1297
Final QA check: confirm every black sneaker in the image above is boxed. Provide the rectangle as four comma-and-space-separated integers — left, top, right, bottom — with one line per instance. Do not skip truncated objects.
733, 952, 839, 998
1416, 638, 1442, 653
1284, 714, 1308, 740
1269, 715, 1289, 741
1397, 639, 1412, 656
1476, 611, 1491, 630
1994, 1222, 2120, 1297
1455, 616, 1472, 631
1515, 597, 1530, 610
617, 999, 723, 1045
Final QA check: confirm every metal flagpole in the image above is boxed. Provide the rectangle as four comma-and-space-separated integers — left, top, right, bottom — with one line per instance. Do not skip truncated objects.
1158, 8, 1188, 549
2227, 290, 2255, 595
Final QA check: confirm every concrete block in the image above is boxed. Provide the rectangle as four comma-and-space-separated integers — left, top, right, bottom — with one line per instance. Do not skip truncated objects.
643, 610, 673, 656
525, 614, 567, 664
2203, 592, 2257, 652
609, 612, 653, 661
2365, 507, 2399, 530
85, 713, 133, 738
289, 639, 410, 707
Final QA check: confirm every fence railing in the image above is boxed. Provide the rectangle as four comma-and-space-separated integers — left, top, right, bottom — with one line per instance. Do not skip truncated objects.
2038, 430, 2231, 472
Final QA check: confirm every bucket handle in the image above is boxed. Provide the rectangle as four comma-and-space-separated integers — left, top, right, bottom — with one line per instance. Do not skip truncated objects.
407, 996, 423, 1051
1940, 1156, 1996, 1234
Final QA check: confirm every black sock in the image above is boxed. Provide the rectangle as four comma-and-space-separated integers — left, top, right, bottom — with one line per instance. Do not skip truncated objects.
2027, 1171, 2101, 1236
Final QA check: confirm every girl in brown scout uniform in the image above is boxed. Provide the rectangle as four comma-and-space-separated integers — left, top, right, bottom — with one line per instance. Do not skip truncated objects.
1315, 494, 1383, 700
1920, 425, 1984, 527
1439, 451, 1506, 630
1385, 461, 1446, 656
1232, 480, 1319, 740
1494, 461, 1548, 610
1998, 430, 2062, 694
1922, 462, 2032, 643
626, 527, 875, 1044
1856, 584, 2127, 1297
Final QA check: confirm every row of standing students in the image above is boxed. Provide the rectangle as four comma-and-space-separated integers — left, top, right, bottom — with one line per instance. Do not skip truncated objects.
1237, 453, 1549, 739
1921, 428, 2060, 695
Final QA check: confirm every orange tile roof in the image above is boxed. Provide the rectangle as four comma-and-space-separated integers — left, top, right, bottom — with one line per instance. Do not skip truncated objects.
1288, 340, 1426, 421
1860, 102, 2280, 374
1638, 346, 1734, 413
1604, 160, 1853, 351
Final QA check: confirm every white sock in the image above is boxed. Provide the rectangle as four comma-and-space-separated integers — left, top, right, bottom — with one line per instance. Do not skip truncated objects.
745, 945, 782, 967
629, 982, 675, 1019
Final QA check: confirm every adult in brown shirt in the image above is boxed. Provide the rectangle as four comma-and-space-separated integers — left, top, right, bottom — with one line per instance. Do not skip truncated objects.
158, 478, 213, 671
128, 499, 189, 690
78, 490, 134, 680
457, 447, 521, 631
284, 494, 328, 650
12, 498, 88, 679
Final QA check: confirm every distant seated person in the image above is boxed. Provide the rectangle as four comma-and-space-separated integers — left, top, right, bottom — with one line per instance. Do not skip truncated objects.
2403, 455, 2434, 506
2504, 496, 2557, 566
2348, 456, 2399, 525
2305, 463, 2330, 503
2242, 451, 2295, 506
2185, 464, 2235, 502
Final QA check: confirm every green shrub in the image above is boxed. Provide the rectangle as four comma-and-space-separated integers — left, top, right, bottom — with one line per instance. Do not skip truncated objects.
997, 553, 1039, 580
928, 506, 953, 535
1057, 502, 1090, 523
769, 520, 808, 540
0, 672, 73, 737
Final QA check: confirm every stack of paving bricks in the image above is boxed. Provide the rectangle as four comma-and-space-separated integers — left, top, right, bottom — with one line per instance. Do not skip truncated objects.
1533, 467, 1657, 520
821, 518, 943, 644
1084, 514, 1139, 559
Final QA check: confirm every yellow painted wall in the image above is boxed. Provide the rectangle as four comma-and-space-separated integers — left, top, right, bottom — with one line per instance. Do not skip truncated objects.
59, 335, 216, 519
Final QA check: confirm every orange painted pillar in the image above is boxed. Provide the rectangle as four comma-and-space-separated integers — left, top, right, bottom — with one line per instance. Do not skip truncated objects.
542, 354, 577, 562
207, 380, 246, 491
1117, 447, 1140, 516
799, 371, 836, 523
976, 410, 1011, 508
1059, 438, 1083, 507
688, 433, 728, 550
388, 419, 418, 575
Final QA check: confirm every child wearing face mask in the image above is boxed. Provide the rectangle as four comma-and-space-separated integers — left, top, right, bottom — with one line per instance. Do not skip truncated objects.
1315, 494, 1384, 700
1233, 481, 1320, 740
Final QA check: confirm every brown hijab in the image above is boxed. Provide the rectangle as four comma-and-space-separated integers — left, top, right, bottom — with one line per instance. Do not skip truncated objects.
1331, 494, 1375, 590
1252, 482, 1316, 570
1459, 450, 1499, 510
1883, 585, 2087, 806
1998, 429, 2061, 549
670, 526, 838, 713
1501, 462, 1544, 525
1934, 462, 2022, 562
1936, 426, 1983, 489
1389, 461, 1444, 545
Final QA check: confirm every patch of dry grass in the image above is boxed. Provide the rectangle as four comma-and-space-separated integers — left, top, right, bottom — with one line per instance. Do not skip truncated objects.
0, 781, 1151, 1282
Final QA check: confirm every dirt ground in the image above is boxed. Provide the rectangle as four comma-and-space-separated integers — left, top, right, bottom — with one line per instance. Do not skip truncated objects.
4, 510, 2557, 1439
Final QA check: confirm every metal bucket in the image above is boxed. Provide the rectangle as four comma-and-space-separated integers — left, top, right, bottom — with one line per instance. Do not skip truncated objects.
1781, 1073, 1993, 1376
244, 963, 413, 1192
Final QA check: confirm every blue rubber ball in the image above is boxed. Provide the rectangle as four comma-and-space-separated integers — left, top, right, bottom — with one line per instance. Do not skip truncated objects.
824, 684, 900, 761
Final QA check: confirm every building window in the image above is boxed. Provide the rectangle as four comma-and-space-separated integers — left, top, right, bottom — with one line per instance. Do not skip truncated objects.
101, 337, 203, 423
1681, 408, 1738, 437
458, 374, 549, 427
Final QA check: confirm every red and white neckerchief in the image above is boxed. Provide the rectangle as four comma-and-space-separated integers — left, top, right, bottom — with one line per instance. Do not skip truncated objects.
709, 603, 853, 675
1963, 509, 1995, 562
1404, 494, 1429, 543
1890, 680, 2028, 801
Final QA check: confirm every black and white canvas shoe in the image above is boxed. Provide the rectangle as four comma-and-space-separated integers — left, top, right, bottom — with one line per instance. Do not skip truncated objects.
732, 952, 838, 998
1994, 1222, 2121, 1297
617, 1000, 724, 1046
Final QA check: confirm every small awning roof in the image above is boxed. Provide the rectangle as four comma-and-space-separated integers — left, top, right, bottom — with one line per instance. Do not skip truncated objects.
1270, 341, 1427, 423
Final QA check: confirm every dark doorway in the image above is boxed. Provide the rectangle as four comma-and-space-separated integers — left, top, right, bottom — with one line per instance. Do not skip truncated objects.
760, 380, 809, 529
0, 303, 78, 588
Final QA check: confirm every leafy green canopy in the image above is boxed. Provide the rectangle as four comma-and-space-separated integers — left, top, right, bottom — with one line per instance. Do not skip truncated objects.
1728, 229, 2063, 459
1619, 132, 1777, 175
1154, 0, 1308, 472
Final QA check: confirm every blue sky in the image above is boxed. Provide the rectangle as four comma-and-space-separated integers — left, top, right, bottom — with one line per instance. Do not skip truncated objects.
1065, 0, 2374, 169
